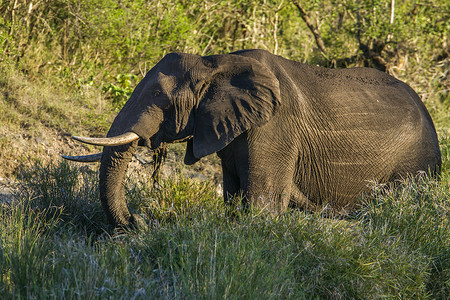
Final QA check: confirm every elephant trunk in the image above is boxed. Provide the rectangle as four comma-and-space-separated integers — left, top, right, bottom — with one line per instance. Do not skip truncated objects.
99, 140, 138, 227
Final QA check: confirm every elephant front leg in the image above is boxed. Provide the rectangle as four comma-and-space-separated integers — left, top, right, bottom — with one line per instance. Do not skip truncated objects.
218, 142, 251, 216
219, 142, 294, 215
221, 163, 247, 217
221, 164, 293, 215
247, 183, 292, 215
245, 163, 295, 215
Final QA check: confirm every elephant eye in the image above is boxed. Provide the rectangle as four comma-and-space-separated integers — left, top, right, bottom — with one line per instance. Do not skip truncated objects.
153, 90, 161, 97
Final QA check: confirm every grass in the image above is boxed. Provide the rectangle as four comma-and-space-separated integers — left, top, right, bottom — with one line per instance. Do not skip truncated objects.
0, 151, 448, 299
0, 63, 112, 177
0, 64, 109, 135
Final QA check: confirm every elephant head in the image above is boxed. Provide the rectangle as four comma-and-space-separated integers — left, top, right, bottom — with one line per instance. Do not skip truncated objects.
64, 52, 281, 227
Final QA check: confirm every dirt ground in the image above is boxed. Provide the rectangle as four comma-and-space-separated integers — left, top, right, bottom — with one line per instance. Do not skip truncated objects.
0, 177, 16, 203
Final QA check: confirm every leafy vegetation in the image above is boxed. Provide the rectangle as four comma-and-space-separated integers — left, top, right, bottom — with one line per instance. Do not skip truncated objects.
0, 0, 449, 298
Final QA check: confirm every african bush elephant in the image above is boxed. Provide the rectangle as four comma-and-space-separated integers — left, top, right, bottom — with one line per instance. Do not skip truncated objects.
64, 49, 441, 227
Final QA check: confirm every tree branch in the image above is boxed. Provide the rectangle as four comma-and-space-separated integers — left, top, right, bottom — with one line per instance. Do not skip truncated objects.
291, 0, 327, 54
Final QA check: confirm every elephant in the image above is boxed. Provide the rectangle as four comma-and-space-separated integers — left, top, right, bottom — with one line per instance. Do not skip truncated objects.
63, 49, 442, 227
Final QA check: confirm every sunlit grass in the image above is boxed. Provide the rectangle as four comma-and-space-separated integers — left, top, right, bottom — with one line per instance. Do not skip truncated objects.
0, 158, 447, 299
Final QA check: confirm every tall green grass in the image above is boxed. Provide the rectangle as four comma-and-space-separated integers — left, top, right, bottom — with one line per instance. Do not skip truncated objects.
16, 161, 107, 232
1, 158, 448, 299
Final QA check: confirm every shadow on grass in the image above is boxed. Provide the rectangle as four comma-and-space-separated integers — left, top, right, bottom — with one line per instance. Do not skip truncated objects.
15, 160, 108, 234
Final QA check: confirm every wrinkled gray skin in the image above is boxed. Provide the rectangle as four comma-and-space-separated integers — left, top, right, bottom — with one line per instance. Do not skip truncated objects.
99, 49, 441, 227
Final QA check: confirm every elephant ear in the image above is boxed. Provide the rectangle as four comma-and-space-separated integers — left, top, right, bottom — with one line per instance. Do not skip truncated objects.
190, 54, 281, 160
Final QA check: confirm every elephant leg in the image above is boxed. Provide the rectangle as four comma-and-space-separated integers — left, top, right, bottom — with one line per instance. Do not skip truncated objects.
246, 178, 292, 215
218, 141, 250, 216
221, 158, 294, 215
221, 161, 246, 217
242, 158, 294, 214
288, 183, 316, 211
222, 167, 240, 204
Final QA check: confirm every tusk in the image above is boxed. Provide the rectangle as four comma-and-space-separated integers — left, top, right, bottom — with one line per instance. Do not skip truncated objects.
72, 132, 140, 146
62, 153, 103, 162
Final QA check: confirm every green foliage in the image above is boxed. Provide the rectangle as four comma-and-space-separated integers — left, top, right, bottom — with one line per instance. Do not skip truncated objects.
1, 0, 448, 112
0, 0, 447, 124
102, 73, 139, 110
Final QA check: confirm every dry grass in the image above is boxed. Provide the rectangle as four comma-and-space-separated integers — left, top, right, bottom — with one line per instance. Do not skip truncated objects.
0, 65, 112, 177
